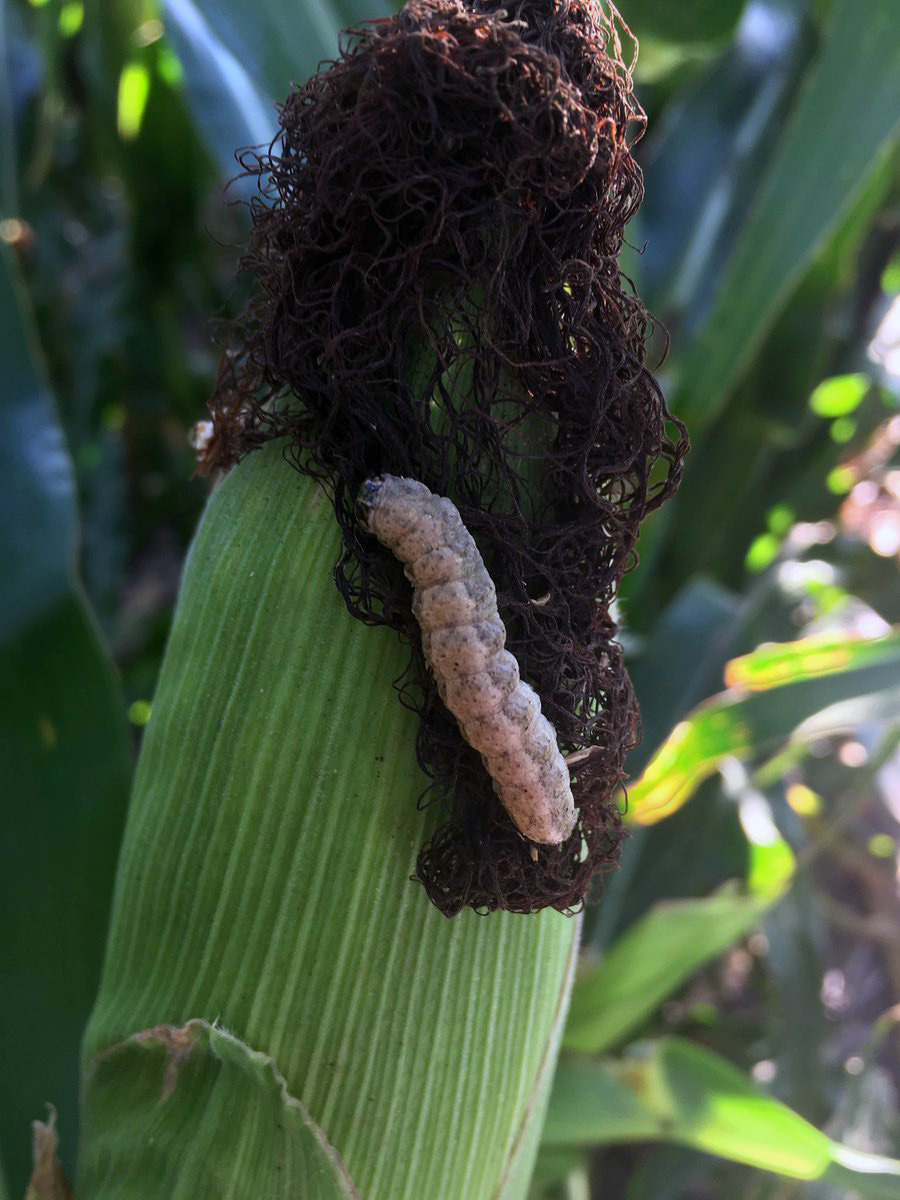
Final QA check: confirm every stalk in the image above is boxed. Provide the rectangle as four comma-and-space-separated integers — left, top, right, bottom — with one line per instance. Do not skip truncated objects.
77, 442, 578, 1198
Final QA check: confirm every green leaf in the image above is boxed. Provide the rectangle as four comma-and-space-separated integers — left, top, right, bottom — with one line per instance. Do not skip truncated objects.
638, 2, 811, 318
628, 579, 750, 772
543, 1057, 662, 1147
673, 0, 900, 431
0, 253, 77, 636
80, 1021, 357, 1198
627, 630, 900, 824
623, 0, 745, 45
163, 0, 394, 178
564, 884, 775, 1055
78, 443, 578, 1199
586, 580, 759, 954
0, 0, 19, 215
761, 876, 829, 1121
546, 1039, 833, 1179
545, 1040, 900, 1189
161, 0, 278, 177
723, 630, 900, 690
0, 250, 131, 1191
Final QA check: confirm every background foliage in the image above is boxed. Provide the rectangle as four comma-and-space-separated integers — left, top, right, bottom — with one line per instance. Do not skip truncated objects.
2, 0, 899, 1196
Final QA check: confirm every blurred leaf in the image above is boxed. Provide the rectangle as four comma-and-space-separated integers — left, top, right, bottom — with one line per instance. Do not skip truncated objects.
745, 819, 795, 898
761, 875, 829, 1122
0, 0, 21, 215
588, 580, 761, 951
628, 629, 900, 824
724, 630, 900, 690
620, 1145, 707, 1200
161, 0, 278, 178
546, 1039, 900, 1187
565, 884, 776, 1055
545, 1039, 832, 1176
623, 0, 746, 45
809, 373, 870, 418
0, 247, 131, 1192
630, 580, 748, 770
824, 1149, 900, 1200
116, 58, 152, 141
639, 0, 811, 322
0, 242, 77, 639
527, 1147, 589, 1197
639, 140, 898, 609
163, 0, 394, 179
673, 0, 900, 431
545, 1056, 662, 1147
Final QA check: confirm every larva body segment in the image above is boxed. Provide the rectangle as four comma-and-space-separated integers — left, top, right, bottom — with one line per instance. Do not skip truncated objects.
359, 475, 577, 846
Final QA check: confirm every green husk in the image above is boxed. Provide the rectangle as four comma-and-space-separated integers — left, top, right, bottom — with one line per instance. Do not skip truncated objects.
77, 443, 578, 1198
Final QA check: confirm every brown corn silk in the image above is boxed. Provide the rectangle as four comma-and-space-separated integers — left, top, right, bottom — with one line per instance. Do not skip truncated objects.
201, 0, 688, 916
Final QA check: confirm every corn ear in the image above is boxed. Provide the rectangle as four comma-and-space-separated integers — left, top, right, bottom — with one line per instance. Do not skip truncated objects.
78, 443, 578, 1198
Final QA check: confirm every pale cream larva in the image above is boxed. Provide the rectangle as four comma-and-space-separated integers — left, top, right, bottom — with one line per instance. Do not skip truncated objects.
359, 475, 577, 845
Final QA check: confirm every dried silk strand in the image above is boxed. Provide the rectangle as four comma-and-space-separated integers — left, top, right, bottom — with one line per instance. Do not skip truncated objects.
360, 475, 577, 845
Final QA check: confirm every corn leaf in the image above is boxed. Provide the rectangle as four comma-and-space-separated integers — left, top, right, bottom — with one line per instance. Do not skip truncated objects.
724, 630, 900, 691
78, 443, 578, 1199
80, 1022, 357, 1198
162, 0, 277, 172
622, 0, 745, 45
638, 1, 811, 319
673, 0, 900, 430
0, 249, 131, 1192
162, 0, 394, 178
564, 884, 776, 1055
628, 630, 900, 825
545, 1038, 900, 1189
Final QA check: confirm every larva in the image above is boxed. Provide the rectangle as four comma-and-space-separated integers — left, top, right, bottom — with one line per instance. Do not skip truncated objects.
359, 475, 577, 846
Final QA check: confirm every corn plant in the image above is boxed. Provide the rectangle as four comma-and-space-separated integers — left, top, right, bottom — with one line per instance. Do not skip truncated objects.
3, 1, 900, 1198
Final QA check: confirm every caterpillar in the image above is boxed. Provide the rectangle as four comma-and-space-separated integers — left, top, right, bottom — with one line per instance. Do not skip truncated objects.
359, 475, 577, 846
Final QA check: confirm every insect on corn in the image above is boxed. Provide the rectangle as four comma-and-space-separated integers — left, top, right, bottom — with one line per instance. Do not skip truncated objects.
360, 475, 577, 846
202, 0, 690, 914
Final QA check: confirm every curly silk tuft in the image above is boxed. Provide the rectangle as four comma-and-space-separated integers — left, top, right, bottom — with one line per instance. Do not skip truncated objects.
201, 0, 689, 916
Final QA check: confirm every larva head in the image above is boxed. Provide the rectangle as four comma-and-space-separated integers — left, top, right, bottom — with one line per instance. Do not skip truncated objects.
357, 477, 386, 531
358, 475, 435, 546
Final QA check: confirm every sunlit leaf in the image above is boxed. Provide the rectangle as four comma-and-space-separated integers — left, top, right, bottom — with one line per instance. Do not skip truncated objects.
546, 1039, 833, 1178
57, 2, 84, 37
745, 532, 782, 574
546, 1039, 900, 1192
724, 630, 900, 690
627, 630, 900, 825
564, 884, 776, 1055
